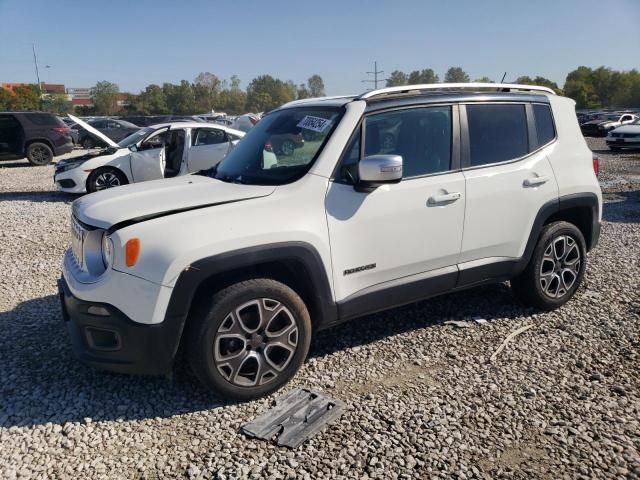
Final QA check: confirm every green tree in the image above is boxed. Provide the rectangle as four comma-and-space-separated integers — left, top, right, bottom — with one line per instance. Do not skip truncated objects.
474, 76, 494, 83
408, 69, 439, 84
444, 67, 470, 83
0, 88, 12, 110
42, 91, 73, 114
193, 72, 222, 112
307, 74, 325, 97
136, 84, 168, 114
91, 81, 119, 115
297, 83, 311, 99
245, 75, 295, 112
217, 75, 247, 114
163, 81, 195, 114
8, 85, 41, 111
386, 70, 408, 87
515, 76, 563, 95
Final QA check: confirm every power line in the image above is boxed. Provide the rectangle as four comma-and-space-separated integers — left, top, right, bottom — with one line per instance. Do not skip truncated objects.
362, 61, 387, 90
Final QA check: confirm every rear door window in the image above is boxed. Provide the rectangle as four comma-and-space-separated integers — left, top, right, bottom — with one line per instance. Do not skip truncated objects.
466, 104, 528, 166
192, 128, 227, 146
533, 104, 556, 146
25, 113, 59, 126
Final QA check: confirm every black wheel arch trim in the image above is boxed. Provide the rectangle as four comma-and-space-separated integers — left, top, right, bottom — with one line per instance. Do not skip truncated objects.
163, 241, 337, 358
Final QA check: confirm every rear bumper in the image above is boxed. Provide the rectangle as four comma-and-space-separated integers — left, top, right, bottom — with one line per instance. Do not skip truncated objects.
58, 276, 182, 375
53, 142, 74, 156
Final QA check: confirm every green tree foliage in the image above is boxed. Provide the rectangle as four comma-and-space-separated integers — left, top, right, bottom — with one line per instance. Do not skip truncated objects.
0, 85, 42, 111
444, 67, 470, 83
563, 66, 640, 108
408, 69, 439, 84
474, 76, 494, 83
297, 83, 311, 99
41, 91, 73, 114
135, 84, 169, 114
515, 76, 563, 95
193, 72, 222, 113
163, 81, 195, 114
246, 75, 295, 112
91, 81, 119, 115
307, 74, 325, 97
217, 76, 246, 115
386, 70, 408, 87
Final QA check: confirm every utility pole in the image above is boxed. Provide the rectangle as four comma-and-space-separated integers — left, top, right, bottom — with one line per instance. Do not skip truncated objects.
362, 61, 387, 90
32, 43, 41, 93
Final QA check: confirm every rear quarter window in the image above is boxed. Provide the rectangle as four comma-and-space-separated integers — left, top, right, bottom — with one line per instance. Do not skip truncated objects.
24, 113, 61, 127
533, 104, 556, 146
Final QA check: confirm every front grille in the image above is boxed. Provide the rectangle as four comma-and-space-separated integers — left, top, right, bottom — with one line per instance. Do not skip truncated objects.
70, 215, 86, 270
57, 179, 76, 188
623, 133, 640, 138
610, 133, 621, 138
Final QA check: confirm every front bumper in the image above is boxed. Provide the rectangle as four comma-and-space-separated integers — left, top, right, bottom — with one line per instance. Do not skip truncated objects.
606, 138, 640, 148
54, 141, 74, 156
59, 276, 182, 375
54, 166, 88, 193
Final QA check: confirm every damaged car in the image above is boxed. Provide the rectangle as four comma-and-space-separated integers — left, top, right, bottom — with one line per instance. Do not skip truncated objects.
580, 112, 638, 137
54, 115, 244, 193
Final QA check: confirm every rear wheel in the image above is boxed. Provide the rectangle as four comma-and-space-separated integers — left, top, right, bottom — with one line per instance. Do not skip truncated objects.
26, 142, 53, 166
87, 168, 128, 193
511, 221, 586, 310
187, 279, 311, 401
81, 137, 95, 149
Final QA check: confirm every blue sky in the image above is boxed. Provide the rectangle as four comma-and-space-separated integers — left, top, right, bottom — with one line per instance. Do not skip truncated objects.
1, 0, 639, 95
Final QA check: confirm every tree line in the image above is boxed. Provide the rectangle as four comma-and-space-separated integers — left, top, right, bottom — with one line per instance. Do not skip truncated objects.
1, 66, 638, 115
386, 66, 640, 109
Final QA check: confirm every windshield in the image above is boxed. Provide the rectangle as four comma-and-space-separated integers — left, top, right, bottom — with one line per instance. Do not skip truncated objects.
118, 127, 154, 148
209, 106, 343, 185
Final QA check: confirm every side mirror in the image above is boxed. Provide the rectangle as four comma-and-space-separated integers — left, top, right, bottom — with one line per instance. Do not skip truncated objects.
129, 144, 138, 152
357, 154, 403, 191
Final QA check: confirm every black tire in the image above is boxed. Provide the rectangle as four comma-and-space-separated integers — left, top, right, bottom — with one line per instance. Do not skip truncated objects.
186, 278, 312, 401
511, 221, 587, 311
81, 137, 95, 149
26, 142, 53, 166
86, 168, 128, 193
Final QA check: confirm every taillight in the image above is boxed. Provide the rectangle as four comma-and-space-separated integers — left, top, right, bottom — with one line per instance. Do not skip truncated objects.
52, 127, 70, 134
592, 154, 599, 176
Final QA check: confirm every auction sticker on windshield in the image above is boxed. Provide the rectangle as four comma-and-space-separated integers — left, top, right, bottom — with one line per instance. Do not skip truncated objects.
297, 116, 332, 133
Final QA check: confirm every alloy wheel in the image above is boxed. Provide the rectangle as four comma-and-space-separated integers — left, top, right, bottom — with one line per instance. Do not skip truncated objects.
94, 171, 121, 190
30, 146, 50, 164
539, 234, 581, 299
213, 298, 299, 387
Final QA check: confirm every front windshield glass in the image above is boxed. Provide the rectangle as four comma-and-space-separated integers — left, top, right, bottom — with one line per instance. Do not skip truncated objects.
209, 106, 343, 185
117, 127, 154, 148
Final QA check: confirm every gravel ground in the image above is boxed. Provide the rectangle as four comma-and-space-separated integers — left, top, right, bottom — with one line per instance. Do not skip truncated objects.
0, 139, 639, 479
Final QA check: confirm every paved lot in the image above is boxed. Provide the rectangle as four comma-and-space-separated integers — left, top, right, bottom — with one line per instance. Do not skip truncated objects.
0, 139, 638, 479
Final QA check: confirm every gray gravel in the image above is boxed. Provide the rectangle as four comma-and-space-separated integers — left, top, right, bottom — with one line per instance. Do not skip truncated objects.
1, 140, 639, 479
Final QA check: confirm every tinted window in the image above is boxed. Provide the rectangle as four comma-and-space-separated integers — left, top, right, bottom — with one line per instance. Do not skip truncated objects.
25, 113, 59, 126
192, 128, 227, 146
467, 104, 528, 166
533, 104, 555, 146
90, 120, 107, 129
335, 129, 361, 183
365, 106, 452, 177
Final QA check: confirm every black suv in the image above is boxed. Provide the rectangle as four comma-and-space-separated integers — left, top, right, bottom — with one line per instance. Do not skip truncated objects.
0, 112, 73, 165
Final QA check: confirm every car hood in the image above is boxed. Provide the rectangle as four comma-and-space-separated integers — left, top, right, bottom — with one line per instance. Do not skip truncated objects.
56, 147, 127, 166
72, 174, 276, 230
609, 124, 640, 134
68, 114, 119, 148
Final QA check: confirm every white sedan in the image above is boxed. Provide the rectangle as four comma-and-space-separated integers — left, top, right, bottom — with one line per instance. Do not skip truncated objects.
606, 119, 640, 150
54, 115, 244, 194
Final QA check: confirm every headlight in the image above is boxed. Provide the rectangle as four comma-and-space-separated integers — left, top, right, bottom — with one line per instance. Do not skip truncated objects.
101, 233, 113, 268
55, 161, 83, 173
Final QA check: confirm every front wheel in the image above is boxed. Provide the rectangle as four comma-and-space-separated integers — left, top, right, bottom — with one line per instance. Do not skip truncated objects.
87, 168, 128, 193
187, 279, 312, 401
511, 221, 587, 310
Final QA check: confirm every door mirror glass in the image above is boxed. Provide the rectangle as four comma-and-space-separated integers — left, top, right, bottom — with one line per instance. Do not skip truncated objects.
358, 154, 403, 189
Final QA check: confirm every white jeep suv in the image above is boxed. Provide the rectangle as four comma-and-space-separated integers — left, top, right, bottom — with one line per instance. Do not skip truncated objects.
59, 83, 602, 400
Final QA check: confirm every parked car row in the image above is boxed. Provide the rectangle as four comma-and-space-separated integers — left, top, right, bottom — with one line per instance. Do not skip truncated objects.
580, 112, 638, 137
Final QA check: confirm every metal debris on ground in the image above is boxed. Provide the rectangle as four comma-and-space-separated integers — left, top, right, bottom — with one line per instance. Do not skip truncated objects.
444, 320, 473, 328
241, 388, 345, 448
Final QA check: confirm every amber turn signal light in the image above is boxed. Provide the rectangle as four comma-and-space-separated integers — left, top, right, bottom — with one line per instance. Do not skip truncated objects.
125, 238, 140, 267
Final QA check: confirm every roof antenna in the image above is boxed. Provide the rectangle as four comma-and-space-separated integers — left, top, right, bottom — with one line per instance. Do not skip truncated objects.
499, 72, 508, 92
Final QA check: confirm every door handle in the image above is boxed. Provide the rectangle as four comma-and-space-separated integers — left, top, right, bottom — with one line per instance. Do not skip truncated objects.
523, 176, 550, 187
428, 192, 461, 205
